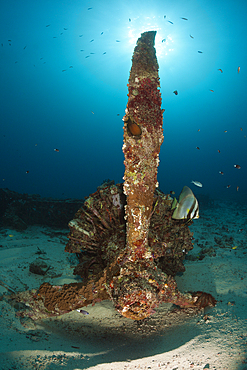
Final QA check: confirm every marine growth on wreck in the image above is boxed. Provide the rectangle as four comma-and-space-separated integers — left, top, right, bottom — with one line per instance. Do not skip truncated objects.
8, 31, 216, 322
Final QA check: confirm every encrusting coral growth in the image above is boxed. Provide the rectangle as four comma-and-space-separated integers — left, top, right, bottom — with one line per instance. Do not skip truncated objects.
6, 31, 216, 322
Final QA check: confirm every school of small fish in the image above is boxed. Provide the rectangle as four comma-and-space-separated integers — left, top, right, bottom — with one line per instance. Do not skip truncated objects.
193, 124, 243, 190
1, 10, 243, 193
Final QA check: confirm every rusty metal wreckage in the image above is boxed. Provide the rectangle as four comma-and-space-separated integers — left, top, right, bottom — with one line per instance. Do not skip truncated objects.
11, 31, 216, 322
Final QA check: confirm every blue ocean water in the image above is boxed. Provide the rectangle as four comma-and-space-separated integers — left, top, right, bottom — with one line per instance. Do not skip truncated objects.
1, 0, 246, 203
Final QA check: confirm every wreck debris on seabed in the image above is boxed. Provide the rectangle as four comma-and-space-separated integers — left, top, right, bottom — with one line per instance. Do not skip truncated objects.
4, 182, 215, 322
4, 31, 216, 323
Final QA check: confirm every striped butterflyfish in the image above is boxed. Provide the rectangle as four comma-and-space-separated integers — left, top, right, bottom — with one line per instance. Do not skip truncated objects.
171, 186, 199, 220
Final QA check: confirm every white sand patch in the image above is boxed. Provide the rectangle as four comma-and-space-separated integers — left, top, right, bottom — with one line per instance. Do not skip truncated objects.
0, 201, 246, 370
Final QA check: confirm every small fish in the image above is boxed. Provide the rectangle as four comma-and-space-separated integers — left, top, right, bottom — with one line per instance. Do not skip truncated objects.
162, 38, 166, 43
77, 309, 89, 315
168, 21, 173, 24
54, 148, 59, 152
69, 65, 73, 68
198, 50, 203, 53
85, 55, 90, 58
239, 228, 243, 232
62, 69, 66, 72
218, 68, 223, 73
224, 130, 227, 133
234, 164, 241, 169
102, 52, 106, 54
240, 127, 243, 131
26, 170, 29, 174
101, 32, 104, 35
116, 40, 120, 42
181, 17, 188, 20
238, 66, 240, 73
190, 34, 194, 38
173, 90, 178, 95
209, 89, 214, 92
236, 186, 239, 191
88, 7, 92, 10
191, 180, 202, 187
226, 184, 231, 188
9, 235, 14, 237
218, 149, 221, 153
79, 35, 83, 37
90, 39, 94, 42
129, 18, 131, 22
46, 25, 50, 27
80, 49, 84, 51
90, 52, 95, 54
219, 171, 224, 175
164, 15, 166, 19
196, 146, 200, 150
64, 28, 68, 30
171, 186, 199, 220
170, 190, 175, 195
198, 129, 200, 132
232, 246, 237, 250
23, 45, 27, 49
91, 111, 94, 114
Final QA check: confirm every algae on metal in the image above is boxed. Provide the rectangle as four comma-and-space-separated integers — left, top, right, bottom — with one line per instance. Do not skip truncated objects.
7, 31, 216, 323
123, 30, 164, 261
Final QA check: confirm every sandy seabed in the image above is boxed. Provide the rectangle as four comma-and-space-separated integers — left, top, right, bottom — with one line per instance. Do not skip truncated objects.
0, 200, 246, 370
